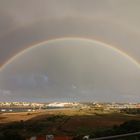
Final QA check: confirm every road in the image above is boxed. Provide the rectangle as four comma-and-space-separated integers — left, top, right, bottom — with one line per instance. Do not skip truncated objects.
90, 131, 140, 140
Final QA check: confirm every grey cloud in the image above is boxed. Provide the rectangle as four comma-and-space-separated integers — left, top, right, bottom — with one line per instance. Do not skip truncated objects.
0, 17, 140, 67
0, 0, 140, 102
0, 11, 18, 37
0, 40, 140, 102
0, 0, 140, 66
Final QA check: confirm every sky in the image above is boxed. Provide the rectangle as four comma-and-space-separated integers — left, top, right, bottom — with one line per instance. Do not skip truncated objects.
0, 0, 140, 102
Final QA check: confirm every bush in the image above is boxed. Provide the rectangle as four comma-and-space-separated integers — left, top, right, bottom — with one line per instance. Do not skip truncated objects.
1, 130, 25, 140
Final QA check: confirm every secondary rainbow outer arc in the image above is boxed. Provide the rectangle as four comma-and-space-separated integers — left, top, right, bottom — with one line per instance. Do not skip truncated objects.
0, 37, 140, 72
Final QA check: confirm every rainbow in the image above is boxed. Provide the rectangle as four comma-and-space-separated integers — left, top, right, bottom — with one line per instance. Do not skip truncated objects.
1, 37, 140, 71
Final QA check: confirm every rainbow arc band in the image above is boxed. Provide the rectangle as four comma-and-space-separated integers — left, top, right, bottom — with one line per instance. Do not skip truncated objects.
0, 37, 140, 71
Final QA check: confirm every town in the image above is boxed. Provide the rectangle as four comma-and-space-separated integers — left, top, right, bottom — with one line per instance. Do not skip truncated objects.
0, 101, 140, 113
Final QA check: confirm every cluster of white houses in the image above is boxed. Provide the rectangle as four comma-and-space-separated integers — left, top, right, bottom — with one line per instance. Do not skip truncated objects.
0, 102, 80, 112
0, 102, 140, 112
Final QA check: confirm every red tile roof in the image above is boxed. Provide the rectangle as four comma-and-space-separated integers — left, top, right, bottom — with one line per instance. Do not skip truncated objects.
36, 136, 46, 140
54, 136, 73, 140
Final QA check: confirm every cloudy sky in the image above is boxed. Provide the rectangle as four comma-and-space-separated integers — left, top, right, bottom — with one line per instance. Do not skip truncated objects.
0, 0, 140, 102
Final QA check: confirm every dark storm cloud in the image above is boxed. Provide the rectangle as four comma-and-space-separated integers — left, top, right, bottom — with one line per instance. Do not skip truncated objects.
0, 0, 140, 102
0, 18, 140, 67
0, 0, 140, 66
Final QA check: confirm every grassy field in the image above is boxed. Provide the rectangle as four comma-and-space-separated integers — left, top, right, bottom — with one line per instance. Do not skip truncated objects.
0, 109, 140, 137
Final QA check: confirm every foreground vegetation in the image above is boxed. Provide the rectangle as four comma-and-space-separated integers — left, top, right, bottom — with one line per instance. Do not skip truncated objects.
0, 109, 140, 139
